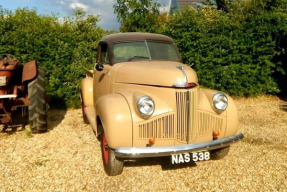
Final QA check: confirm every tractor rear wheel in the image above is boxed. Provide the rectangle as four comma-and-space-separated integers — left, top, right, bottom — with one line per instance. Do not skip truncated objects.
28, 67, 47, 133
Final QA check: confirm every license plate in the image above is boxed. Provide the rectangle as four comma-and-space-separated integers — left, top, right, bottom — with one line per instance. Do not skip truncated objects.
171, 151, 210, 164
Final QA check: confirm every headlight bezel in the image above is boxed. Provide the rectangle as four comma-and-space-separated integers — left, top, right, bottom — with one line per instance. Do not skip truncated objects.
213, 92, 228, 114
136, 96, 155, 119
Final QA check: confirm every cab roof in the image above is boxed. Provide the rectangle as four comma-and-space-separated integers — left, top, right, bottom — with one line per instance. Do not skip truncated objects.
97, 32, 181, 65
100, 32, 175, 46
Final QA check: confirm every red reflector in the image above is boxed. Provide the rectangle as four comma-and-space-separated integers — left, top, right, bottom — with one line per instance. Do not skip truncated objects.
173, 82, 197, 88
186, 83, 197, 87
213, 130, 220, 137
149, 137, 155, 145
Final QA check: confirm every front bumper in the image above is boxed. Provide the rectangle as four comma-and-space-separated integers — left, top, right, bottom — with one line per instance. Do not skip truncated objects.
115, 133, 244, 158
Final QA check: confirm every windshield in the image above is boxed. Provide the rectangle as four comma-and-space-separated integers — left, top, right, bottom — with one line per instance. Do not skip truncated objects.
113, 41, 180, 63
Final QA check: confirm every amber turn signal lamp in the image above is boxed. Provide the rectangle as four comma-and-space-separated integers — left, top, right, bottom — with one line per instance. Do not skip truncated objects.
213, 130, 220, 137
149, 137, 156, 145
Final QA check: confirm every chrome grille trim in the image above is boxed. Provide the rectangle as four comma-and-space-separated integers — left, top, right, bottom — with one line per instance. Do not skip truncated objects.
186, 90, 190, 142
176, 91, 187, 141
189, 90, 196, 142
176, 90, 196, 143
138, 114, 175, 139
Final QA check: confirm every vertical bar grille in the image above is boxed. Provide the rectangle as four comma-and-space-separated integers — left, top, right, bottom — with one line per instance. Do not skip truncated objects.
198, 112, 223, 135
189, 91, 196, 141
139, 114, 174, 139
176, 90, 196, 143
176, 91, 188, 141
137, 89, 224, 143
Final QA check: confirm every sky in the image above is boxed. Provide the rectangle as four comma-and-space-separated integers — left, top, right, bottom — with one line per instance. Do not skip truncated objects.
0, 0, 171, 31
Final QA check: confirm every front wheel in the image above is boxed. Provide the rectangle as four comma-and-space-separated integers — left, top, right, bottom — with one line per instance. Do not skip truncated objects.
279, 102, 287, 111
210, 146, 230, 160
101, 132, 123, 176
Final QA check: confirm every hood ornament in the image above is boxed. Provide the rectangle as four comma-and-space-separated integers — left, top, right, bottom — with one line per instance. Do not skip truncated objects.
173, 66, 197, 88
176, 66, 188, 83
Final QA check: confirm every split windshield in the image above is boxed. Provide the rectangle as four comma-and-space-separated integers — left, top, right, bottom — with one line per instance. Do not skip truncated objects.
113, 41, 180, 63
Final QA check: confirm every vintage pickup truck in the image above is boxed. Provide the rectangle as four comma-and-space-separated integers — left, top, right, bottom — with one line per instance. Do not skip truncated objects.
80, 33, 243, 176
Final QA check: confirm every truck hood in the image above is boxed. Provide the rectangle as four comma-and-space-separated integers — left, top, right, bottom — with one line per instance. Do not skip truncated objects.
115, 61, 198, 87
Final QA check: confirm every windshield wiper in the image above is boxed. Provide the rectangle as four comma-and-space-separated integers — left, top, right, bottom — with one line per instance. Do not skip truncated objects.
127, 56, 150, 61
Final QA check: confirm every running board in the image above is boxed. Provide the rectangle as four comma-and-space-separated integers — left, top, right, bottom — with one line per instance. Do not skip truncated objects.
85, 106, 97, 131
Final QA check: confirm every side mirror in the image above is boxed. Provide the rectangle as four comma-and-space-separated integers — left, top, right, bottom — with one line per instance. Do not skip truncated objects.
95, 63, 104, 71
189, 62, 195, 68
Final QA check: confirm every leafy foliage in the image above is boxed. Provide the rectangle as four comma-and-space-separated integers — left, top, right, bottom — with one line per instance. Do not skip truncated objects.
113, 0, 287, 96
113, 0, 160, 32
0, 8, 105, 107
158, 1, 287, 96
1, 0, 287, 108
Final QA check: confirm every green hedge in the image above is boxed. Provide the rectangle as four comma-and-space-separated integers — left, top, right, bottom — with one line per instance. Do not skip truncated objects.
0, 8, 105, 107
1, 1, 287, 109
159, 1, 287, 96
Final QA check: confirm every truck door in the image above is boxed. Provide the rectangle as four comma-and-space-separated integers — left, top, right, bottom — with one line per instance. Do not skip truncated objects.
94, 43, 111, 102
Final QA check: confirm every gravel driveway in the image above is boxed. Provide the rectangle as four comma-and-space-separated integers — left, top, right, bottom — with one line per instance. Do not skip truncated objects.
0, 96, 286, 192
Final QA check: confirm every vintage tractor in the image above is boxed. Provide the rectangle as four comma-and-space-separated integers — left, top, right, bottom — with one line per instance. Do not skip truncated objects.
0, 53, 47, 133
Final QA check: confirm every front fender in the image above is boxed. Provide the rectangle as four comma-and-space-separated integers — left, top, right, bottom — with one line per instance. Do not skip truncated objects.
199, 88, 239, 137
80, 77, 93, 106
96, 94, 133, 149
116, 89, 173, 123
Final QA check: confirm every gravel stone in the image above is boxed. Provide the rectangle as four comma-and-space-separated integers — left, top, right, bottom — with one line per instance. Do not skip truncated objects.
0, 96, 286, 191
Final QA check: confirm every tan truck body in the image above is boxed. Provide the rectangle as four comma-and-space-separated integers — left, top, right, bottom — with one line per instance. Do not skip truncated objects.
80, 33, 243, 175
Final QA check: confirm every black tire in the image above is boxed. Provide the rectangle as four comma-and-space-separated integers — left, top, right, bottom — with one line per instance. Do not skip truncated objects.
28, 67, 47, 133
80, 92, 89, 124
210, 146, 230, 160
101, 132, 123, 176
279, 102, 287, 111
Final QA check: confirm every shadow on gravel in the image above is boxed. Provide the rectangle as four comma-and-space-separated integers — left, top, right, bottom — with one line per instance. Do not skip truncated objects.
243, 137, 287, 151
0, 126, 25, 135
0, 108, 29, 135
47, 109, 67, 131
0, 109, 67, 135
124, 156, 197, 171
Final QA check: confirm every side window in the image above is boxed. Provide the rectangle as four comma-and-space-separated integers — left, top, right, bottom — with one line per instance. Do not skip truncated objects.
99, 43, 109, 64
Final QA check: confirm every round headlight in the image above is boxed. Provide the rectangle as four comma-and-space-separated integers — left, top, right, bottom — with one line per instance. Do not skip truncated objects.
137, 96, 155, 119
213, 93, 228, 113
